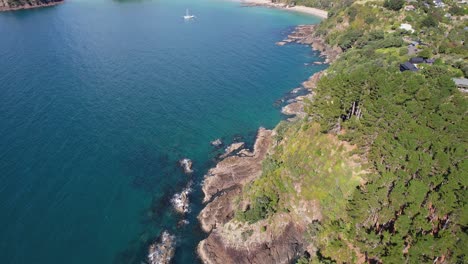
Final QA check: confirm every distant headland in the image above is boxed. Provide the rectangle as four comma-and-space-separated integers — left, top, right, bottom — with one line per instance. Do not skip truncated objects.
0, 0, 63, 12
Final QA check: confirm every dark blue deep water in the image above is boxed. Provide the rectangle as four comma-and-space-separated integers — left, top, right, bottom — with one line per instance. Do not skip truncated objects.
0, 0, 325, 263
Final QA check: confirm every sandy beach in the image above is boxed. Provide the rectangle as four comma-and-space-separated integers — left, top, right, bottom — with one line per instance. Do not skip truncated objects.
240, 0, 328, 19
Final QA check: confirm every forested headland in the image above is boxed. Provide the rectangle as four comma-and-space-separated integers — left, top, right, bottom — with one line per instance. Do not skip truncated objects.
228, 0, 467, 263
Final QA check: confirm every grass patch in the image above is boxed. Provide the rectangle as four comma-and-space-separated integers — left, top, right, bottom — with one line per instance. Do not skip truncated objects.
236, 122, 363, 223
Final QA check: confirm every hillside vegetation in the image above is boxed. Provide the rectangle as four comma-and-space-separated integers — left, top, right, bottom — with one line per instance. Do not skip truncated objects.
235, 0, 467, 263
236, 122, 364, 225
276, 0, 354, 10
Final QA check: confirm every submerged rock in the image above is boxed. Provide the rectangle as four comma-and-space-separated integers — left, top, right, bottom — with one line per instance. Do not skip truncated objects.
179, 158, 193, 174
177, 219, 189, 227
147, 231, 175, 264
290, 87, 303, 94
171, 182, 192, 214
210, 139, 223, 147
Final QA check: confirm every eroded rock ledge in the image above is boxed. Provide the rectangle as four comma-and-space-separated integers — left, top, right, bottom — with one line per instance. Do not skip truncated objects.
198, 128, 272, 233
201, 128, 272, 205
198, 221, 306, 264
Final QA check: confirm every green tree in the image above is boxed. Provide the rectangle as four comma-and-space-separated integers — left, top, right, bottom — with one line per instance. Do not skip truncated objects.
418, 47, 432, 58
421, 15, 438, 28
383, 0, 404, 11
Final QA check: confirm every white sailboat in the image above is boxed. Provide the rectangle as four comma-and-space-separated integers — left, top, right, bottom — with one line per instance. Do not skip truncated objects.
183, 9, 195, 20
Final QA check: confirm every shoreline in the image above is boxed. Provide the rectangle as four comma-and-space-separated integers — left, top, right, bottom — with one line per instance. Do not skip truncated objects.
240, 0, 328, 19
0, 0, 63, 12
197, 20, 339, 263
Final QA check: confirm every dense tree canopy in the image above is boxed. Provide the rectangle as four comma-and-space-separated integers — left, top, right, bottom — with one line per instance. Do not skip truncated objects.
236, 1, 467, 263
308, 63, 467, 262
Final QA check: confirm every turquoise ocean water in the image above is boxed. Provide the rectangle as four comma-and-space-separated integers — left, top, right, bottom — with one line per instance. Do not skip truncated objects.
0, 0, 324, 263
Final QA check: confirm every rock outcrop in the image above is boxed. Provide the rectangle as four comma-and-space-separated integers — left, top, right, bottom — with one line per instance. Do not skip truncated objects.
201, 128, 272, 203
179, 158, 193, 174
281, 25, 341, 64
281, 101, 304, 117
0, 0, 63, 11
171, 182, 192, 214
210, 139, 223, 147
281, 71, 324, 118
198, 221, 306, 264
301, 71, 324, 90
147, 231, 175, 264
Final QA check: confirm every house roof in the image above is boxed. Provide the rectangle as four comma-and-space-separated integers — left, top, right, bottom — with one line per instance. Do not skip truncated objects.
400, 62, 418, 72
410, 57, 425, 63
425, 58, 435, 64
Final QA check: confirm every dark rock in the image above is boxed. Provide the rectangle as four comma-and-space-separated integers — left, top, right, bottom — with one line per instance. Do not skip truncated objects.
179, 158, 193, 174
171, 182, 192, 214
210, 139, 223, 147
147, 231, 175, 264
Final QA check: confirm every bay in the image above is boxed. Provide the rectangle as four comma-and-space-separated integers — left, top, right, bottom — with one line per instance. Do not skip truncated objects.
0, 0, 324, 263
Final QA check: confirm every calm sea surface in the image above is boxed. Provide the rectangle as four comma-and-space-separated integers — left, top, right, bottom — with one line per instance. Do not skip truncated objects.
0, 0, 324, 263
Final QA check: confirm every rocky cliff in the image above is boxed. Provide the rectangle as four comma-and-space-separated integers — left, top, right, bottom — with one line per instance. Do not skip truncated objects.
197, 124, 336, 264
198, 128, 310, 264
0, 0, 63, 11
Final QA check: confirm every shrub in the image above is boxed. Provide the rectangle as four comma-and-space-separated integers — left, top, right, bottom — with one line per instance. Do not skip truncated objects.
421, 15, 438, 28
383, 0, 404, 11
236, 195, 277, 223
449, 6, 466, 16
337, 29, 363, 50
418, 48, 432, 59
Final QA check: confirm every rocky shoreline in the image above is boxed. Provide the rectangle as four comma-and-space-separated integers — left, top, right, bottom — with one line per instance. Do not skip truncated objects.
0, 0, 63, 12
277, 24, 340, 118
277, 24, 341, 64
197, 128, 322, 264
199, 128, 272, 231
197, 23, 338, 264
